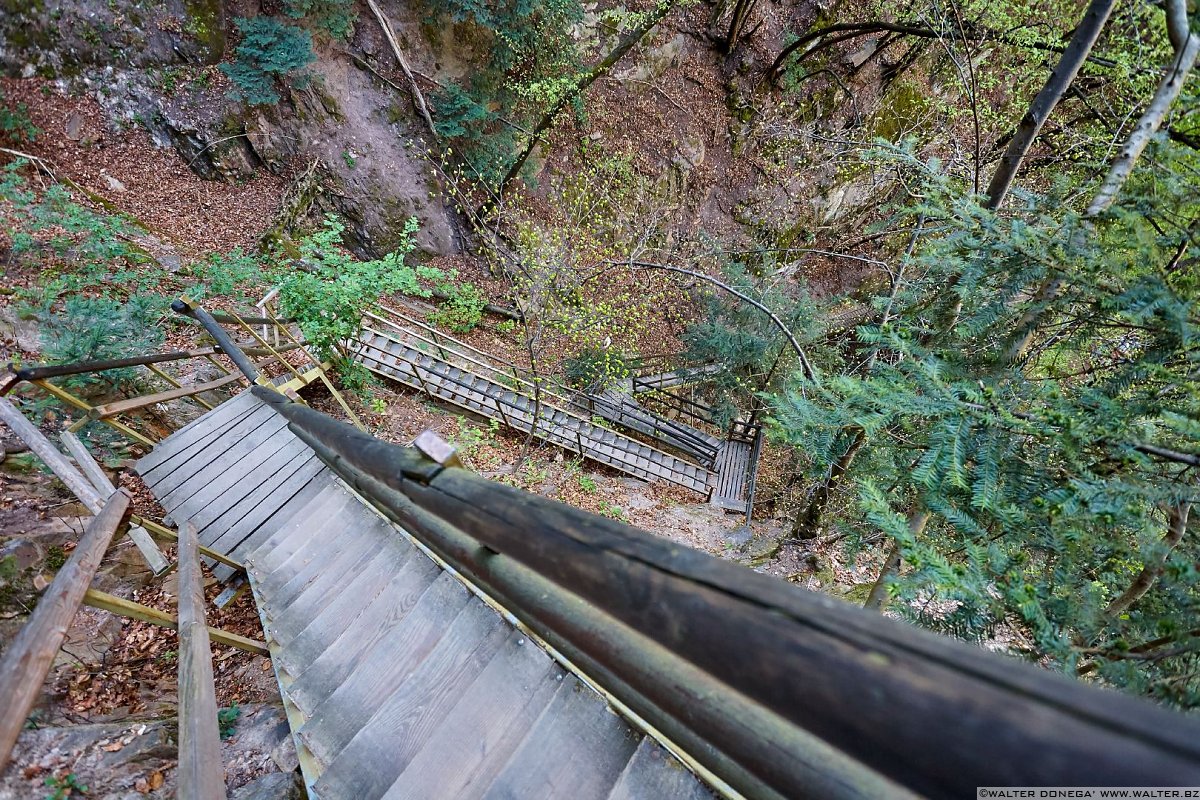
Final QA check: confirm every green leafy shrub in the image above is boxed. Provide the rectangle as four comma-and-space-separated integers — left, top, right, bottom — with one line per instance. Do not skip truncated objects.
563, 347, 631, 390
220, 17, 316, 106
285, 0, 357, 38
191, 248, 264, 300
0, 89, 38, 143
428, 283, 485, 333
218, 703, 240, 739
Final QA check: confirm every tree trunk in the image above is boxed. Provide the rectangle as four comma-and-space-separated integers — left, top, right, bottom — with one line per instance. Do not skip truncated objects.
365, 0, 437, 138
864, 510, 930, 610
499, 1, 674, 191
983, 0, 1116, 210
724, 0, 758, 53
1087, 0, 1199, 216
1105, 503, 1191, 619
793, 428, 866, 539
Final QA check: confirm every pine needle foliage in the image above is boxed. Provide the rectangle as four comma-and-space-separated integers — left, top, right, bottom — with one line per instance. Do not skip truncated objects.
220, 17, 316, 106
771, 142, 1200, 708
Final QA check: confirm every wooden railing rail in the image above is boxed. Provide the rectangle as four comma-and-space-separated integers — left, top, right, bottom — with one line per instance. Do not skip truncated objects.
0, 490, 132, 772
252, 384, 1200, 799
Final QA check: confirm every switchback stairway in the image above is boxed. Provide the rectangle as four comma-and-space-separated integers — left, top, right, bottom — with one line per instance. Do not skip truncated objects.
346, 304, 715, 495
136, 390, 717, 799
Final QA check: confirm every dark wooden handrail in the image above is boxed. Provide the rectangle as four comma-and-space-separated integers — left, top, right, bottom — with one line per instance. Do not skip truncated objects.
173, 298, 260, 383
250, 385, 1200, 799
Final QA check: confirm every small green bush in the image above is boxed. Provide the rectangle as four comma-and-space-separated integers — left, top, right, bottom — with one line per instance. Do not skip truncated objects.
563, 347, 630, 390
429, 283, 485, 333
191, 248, 263, 300
40, 295, 167, 391
220, 17, 316, 106
285, 0, 357, 39
218, 703, 240, 739
0, 89, 38, 143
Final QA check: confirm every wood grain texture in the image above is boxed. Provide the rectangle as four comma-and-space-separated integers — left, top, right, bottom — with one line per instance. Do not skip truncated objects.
606, 737, 714, 800
0, 491, 130, 772
480, 675, 640, 800
187, 438, 313, 537
159, 411, 289, 508
144, 402, 276, 494
135, 391, 258, 476
276, 550, 440, 690
381, 631, 565, 800
292, 572, 471, 752
312, 597, 510, 797
177, 522, 226, 800
0, 398, 103, 511
60, 430, 170, 574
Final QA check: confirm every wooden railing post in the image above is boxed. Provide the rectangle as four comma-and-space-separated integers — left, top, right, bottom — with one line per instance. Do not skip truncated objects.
0, 490, 131, 771
177, 522, 226, 800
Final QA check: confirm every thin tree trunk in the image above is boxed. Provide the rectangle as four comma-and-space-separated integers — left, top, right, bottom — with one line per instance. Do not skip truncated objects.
865, 510, 930, 610
724, 0, 758, 53
500, 0, 674, 191
793, 427, 865, 539
1087, 0, 1199, 215
366, 0, 437, 138
1004, 0, 1198, 363
984, 0, 1117, 210
1105, 503, 1191, 619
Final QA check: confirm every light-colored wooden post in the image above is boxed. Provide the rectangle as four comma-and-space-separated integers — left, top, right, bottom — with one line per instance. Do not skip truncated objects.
0, 490, 131, 771
177, 522, 227, 800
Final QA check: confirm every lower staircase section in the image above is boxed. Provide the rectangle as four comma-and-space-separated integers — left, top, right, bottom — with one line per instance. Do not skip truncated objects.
135, 390, 715, 800
347, 327, 713, 495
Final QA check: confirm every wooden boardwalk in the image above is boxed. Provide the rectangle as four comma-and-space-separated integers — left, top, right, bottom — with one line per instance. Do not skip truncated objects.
135, 391, 715, 800
346, 324, 715, 495
710, 440, 752, 514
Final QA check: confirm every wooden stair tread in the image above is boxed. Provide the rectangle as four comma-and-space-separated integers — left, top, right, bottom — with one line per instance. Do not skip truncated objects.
606, 737, 714, 800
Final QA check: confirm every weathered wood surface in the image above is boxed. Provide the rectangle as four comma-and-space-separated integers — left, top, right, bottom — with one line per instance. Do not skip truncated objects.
177, 523, 226, 800
0, 490, 131, 772
89, 372, 245, 419
260, 387, 1200, 798
607, 737, 716, 800
81, 589, 267, 656
60, 430, 170, 574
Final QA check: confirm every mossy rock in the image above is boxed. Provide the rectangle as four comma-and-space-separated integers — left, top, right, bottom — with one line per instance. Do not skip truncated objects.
182, 0, 226, 64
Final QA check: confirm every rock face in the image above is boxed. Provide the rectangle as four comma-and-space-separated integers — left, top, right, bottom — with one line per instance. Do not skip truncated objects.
1, 0, 463, 258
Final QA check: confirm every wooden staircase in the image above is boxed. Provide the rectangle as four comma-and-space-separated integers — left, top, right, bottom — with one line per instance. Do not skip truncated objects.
135, 391, 715, 800
346, 314, 714, 495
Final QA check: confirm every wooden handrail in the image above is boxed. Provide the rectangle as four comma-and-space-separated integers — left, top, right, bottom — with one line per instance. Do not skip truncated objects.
177, 522, 226, 800
0, 490, 132, 771
253, 385, 1200, 798
88, 372, 246, 420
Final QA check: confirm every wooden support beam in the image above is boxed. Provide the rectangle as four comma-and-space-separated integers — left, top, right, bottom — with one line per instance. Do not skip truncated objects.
81, 589, 267, 656
0, 491, 131, 772
56, 429, 170, 576
130, 515, 245, 573
177, 523, 227, 800
145, 363, 215, 411
30, 379, 156, 447
88, 373, 246, 420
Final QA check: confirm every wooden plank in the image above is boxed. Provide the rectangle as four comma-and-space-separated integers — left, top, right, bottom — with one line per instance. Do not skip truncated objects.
381, 631, 565, 800
229, 476, 342, 562
166, 428, 300, 526
142, 400, 275, 490
90, 372, 245, 419
606, 737, 714, 800
264, 516, 384, 618
285, 569, 465, 721
273, 536, 413, 653
81, 589, 268, 656
177, 523, 226, 800
188, 437, 312, 536
480, 675, 640, 800
60, 431, 170, 575
275, 546, 435, 680
158, 411, 290, 506
249, 494, 360, 593
131, 515, 245, 572
313, 599, 511, 797
0, 491, 131, 772
135, 391, 258, 475
203, 458, 328, 565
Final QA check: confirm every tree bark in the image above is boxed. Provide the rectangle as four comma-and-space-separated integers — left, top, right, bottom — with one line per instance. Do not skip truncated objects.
983, 0, 1117, 210
499, 0, 674, 191
1105, 503, 1191, 619
1087, 0, 1199, 216
724, 0, 758, 53
864, 510, 930, 610
793, 427, 866, 539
